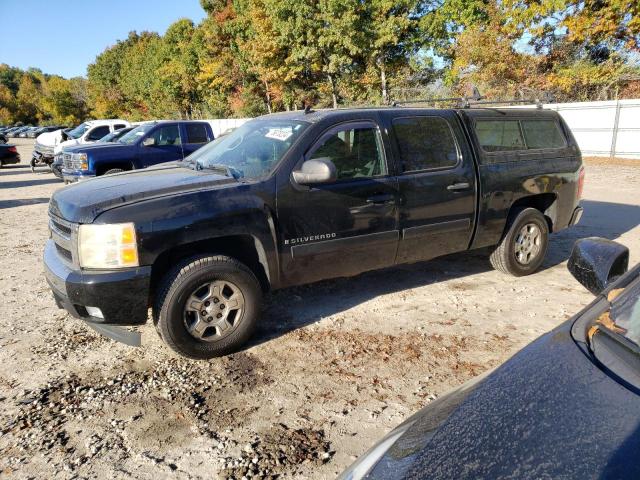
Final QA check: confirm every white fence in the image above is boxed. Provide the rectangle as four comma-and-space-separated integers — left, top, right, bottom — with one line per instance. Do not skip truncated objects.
523, 99, 640, 159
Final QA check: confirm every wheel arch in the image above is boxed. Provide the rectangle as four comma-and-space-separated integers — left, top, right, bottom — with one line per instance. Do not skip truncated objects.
149, 234, 272, 303
505, 193, 557, 235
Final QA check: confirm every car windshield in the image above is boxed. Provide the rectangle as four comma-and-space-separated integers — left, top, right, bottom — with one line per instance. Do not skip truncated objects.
66, 123, 90, 139
607, 278, 640, 347
99, 131, 117, 142
118, 124, 154, 145
186, 119, 309, 179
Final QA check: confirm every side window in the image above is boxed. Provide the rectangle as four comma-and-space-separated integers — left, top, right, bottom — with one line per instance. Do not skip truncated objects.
185, 123, 209, 144
392, 116, 459, 172
151, 125, 181, 146
308, 124, 387, 180
86, 125, 110, 141
521, 120, 566, 149
475, 120, 525, 152
114, 124, 126, 130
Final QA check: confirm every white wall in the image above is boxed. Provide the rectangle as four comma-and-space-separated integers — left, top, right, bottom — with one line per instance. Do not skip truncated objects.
203, 118, 251, 138
522, 99, 640, 159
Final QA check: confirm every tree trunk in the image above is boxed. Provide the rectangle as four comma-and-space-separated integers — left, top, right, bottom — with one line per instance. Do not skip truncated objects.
264, 80, 272, 114
327, 74, 338, 109
378, 56, 388, 105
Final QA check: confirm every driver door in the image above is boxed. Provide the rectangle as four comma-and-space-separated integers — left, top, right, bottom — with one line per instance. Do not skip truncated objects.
277, 120, 400, 286
141, 124, 184, 167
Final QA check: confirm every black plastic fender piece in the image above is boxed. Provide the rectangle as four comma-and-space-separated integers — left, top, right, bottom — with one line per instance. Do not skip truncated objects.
568, 237, 629, 295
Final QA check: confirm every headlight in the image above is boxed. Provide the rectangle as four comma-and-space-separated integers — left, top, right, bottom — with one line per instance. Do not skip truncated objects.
78, 223, 139, 269
72, 152, 88, 170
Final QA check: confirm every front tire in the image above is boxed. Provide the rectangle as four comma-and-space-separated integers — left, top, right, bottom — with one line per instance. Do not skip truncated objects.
489, 208, 549, 276
154, 255, 262, 359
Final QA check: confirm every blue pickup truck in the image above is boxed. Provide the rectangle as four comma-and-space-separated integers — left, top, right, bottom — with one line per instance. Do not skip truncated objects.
60, 120, 214, 183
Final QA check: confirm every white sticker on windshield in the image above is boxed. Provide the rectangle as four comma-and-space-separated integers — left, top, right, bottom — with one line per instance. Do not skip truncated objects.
135, 131, 145, 136
265, 128, 293, 141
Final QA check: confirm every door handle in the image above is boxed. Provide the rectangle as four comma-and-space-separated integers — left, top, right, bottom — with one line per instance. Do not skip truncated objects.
447, 182, 471, 191
366, 194, 396, 205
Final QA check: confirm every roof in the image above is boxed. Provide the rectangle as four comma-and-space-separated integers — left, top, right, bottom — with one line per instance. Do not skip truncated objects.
260, 106, 560, 123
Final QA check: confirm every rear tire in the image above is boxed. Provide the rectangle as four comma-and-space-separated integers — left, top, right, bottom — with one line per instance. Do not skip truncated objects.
489, 208, 549, 276
104, 168, 124, 175
154, 255, 262, 359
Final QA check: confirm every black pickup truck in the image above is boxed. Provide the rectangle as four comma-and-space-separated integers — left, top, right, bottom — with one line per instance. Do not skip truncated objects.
44, 107, 584, 358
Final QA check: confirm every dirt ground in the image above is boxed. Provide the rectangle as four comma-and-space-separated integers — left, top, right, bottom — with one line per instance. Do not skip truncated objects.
1, 138, 639, 479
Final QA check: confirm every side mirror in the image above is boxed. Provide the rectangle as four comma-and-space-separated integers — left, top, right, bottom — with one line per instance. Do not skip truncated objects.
292, 158, 337, 185
568, 238, 629, 295
142, 137, 156, 147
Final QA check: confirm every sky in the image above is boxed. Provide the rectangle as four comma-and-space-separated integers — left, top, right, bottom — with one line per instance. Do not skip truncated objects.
0, 0, 207, 78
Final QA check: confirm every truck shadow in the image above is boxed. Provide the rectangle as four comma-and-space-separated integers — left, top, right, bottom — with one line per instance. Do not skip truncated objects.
0, 197, 50, 209
543, 200, 640, 269
0, 178, 60, 188
249, 199, 640, 349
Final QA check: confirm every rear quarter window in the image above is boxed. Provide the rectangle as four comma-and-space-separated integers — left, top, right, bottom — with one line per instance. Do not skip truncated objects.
186, 123, 210, 144
474, 120, 525, 152
521, 119, 567, 149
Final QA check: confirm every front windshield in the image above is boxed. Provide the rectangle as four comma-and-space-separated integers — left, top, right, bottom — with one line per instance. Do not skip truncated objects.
118, 124, 154, 145
186, 119, 309, 179
66, 122, 90, 139
99, 131, 117, 142
607, 279, 640, 347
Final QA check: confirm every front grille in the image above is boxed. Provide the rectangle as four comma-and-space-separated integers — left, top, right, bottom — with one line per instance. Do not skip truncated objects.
55, 244, 73, 261
49, 213, 78, 266
51, 218, 72, 236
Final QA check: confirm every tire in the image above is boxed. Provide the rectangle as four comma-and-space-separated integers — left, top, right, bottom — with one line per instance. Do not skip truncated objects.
489, 208, 549, 276
104, 168, 124, 176
154, 255, 262, 359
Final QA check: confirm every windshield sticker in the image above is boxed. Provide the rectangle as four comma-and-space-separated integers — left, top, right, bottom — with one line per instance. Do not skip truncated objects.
265, 128, 293, 141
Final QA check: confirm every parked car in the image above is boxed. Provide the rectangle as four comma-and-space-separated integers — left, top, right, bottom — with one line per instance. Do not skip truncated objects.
0, 133, 6, 144
97, 126, 134, 143
33, 120, 129, 172
51, 127, 137, 179
44, 107, 584, 358
10, 126, 31, 137
339, 237, 638, 480
0, 144, 20, 167
19, 126, 39, 138
60, 120, 213, 182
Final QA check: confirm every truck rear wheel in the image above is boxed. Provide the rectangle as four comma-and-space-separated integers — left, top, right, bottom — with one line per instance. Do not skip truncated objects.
154, 255, 262, 359
489, 208, 549, 276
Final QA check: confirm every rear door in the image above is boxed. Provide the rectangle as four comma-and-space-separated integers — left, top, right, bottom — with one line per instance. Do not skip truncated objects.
182, 123, 213, 157
383, 111, 477, 263
140, 123, 184, 167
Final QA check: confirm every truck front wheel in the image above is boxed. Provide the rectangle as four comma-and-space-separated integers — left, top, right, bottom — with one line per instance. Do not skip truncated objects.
489, 208, 549, 276
154, 255, 262, 359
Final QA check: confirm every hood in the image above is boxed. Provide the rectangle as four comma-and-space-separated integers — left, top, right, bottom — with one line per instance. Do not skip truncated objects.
62, 142, 128, 154
49, 164, 236, 223
361, 317, 640, 480
35, 130, 62, 146
55, 138, 81, 154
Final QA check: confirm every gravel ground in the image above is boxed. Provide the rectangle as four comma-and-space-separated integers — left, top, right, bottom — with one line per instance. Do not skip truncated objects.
1, 138, 639, 479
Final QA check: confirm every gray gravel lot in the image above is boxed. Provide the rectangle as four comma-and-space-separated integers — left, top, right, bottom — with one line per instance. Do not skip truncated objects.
1, 138, 639, 479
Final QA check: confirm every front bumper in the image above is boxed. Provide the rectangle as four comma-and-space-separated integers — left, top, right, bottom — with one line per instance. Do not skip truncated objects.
43, 239, 152, 328
62, 169, 95, 183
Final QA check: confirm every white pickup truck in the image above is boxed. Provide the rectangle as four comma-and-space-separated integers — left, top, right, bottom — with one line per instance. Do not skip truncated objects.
32, 119, 130, 171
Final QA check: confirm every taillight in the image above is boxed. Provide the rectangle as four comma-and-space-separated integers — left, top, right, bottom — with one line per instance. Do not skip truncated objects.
8, 146, 17, 153
577, 167, 585, 199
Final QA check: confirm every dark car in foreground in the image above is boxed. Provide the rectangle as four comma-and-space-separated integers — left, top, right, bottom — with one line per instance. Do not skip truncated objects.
0, 144, 20, 167
339, 237, 639, 480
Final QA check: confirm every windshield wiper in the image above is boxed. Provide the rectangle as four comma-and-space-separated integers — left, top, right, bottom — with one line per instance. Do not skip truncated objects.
195, 162, 244, 180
